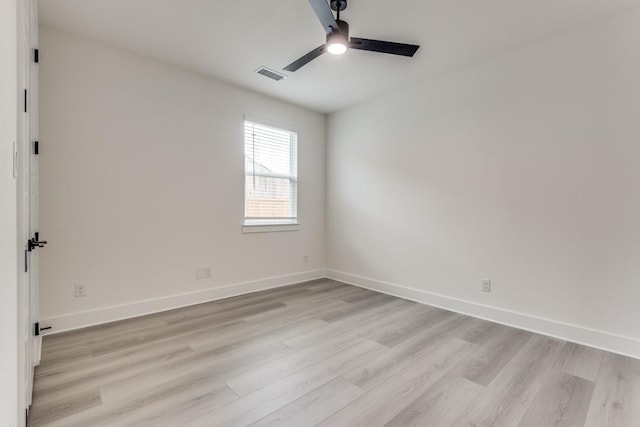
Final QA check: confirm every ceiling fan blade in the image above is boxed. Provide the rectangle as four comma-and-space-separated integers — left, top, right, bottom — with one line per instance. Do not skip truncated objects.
349, 37, 420, 57
283, 45, 327, 72
307, 0, 339, 34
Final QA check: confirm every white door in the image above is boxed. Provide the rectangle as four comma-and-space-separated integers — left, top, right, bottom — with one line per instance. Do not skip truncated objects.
17, 0, 32, 411
28, 0, 42, 372
17, 0, 40, 415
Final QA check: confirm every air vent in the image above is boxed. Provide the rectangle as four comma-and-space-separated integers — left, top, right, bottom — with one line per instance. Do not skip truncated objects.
256, 67, 286, 82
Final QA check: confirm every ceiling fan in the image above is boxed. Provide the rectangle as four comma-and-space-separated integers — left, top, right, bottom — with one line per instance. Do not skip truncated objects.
284, 0, 420, 72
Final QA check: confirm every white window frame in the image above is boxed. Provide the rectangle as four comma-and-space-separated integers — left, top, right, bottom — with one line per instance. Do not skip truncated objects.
242, 119, 299, 233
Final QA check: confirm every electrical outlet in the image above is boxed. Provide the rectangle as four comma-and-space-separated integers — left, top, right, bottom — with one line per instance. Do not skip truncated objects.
481, 279, 491, 293
74, 284, 86, 297
196, 268, 212, 280
303, 255, 309, 264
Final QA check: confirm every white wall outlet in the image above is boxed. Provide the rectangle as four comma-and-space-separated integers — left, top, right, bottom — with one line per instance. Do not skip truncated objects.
481, 279, 492, 293
196, 267, 212, 280
74, 284, 86, 297
303, 255, 309, 264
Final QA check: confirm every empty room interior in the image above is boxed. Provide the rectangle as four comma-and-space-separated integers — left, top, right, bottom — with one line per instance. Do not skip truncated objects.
3, 0, 640, 425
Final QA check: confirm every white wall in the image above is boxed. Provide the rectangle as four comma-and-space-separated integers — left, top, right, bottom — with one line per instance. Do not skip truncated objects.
39, 28, 326, 330
0, 0, 18, 423
327, 10, 640, 355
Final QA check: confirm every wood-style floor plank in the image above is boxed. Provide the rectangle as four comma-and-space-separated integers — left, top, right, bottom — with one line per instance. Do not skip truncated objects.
342, 314, 471, 392
188, 340, 388, 426
382, 372, 483, 427
28, 388, 102, 426
518, 373, 594, 427
29, 280, 640, 426
457, 335, 566, 426
47, 374, 236, 427
555, 342, 605, 382
317, 338, 478, 427
99, 340, 292, 405
248, 377, 363, 427
282, 299, 413, 350
452, 326, 532, 387
457, 317, 500, 345
584, 352, 640, 426
226, 331, 369, 397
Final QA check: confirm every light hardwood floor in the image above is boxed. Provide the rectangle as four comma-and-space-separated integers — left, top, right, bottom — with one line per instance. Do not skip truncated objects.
29, 280, 640, 426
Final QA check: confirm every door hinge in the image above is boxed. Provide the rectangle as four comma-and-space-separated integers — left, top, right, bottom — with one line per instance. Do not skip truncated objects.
34, 322, 52, 336
34, 48, 39, 63
34, 140, 39, 155
24, 249, 28, 273
24, 89, 27, 113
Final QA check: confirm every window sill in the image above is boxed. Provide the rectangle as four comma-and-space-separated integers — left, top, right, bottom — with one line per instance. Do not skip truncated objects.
242, 223, 300, 234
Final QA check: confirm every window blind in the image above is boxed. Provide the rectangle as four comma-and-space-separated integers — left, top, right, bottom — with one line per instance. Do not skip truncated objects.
244, 120, 298, 225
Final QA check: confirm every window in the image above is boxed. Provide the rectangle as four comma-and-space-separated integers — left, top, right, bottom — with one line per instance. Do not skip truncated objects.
244, 120, 298, 227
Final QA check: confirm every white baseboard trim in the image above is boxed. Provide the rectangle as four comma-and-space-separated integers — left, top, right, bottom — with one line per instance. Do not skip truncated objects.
41, 269, 327, 334
327, 269, 640, 360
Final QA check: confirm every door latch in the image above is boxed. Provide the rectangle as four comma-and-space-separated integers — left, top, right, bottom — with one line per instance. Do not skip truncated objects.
28, 232, 47, 252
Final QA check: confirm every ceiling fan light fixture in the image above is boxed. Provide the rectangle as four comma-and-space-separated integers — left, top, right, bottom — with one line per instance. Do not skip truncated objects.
327, 40, 347, 55
326, 19, 349, 55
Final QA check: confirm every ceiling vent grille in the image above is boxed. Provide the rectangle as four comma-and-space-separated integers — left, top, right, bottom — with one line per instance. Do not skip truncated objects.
256, 67, 286, 82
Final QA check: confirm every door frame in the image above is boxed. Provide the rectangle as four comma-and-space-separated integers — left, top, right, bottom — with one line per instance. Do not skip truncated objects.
1, 0, 19, 424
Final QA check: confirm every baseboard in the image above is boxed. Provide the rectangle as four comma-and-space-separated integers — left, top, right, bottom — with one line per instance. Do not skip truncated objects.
327, 269, 640, 360
41, 269, 327, 334
41, 268, 640, 359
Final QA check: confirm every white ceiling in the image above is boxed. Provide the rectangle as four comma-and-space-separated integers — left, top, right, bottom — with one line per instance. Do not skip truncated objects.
39, 0, 640, 113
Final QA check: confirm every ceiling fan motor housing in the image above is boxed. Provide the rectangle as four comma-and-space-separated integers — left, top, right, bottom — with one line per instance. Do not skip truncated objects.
327, 19, 349, 50
330, 19, 349, 38
326, 20, 349, 54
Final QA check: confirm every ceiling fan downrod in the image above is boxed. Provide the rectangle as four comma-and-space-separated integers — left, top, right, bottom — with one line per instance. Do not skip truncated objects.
332, 0, 346, 28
